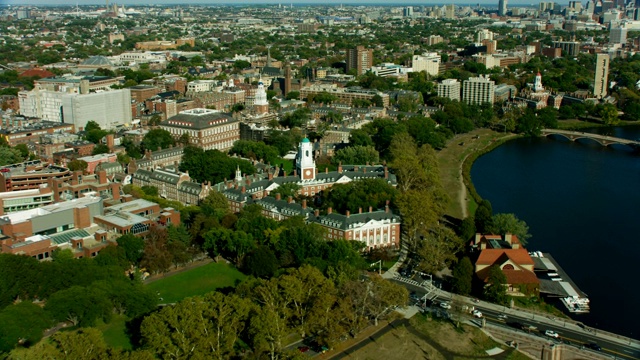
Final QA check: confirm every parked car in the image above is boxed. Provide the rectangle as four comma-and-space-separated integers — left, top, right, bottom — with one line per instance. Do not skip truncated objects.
545, 330, 559, 338
497, 314, 508, 320
298, 346, 310, 353
471, 298, 480, 303
439, 301, 451, 309
472, 309, 483, 318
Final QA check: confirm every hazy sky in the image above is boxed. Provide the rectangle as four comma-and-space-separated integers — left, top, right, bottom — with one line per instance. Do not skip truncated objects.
1, 0, 555, 6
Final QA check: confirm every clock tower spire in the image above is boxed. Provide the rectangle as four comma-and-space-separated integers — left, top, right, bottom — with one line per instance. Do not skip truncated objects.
296, 137, 316, 180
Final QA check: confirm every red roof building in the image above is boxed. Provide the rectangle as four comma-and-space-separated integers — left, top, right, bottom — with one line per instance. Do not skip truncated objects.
473, 233, 540, 296
19, 68, 55, 79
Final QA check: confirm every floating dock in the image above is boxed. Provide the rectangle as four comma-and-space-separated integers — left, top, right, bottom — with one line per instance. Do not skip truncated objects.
531, 252, 590, 313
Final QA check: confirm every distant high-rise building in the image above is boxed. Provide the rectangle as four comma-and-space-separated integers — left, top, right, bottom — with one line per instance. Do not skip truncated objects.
412, 53, 441, 76
403, 6, 414, 17
346, 46, 373, 76
444, 4, 456, 19
609, 26, 628, 45
462, 76, 495, 104
477, 29, 494, 43
594, 53, 609, 99
438, 79, 461, 101
499, 0, 508, 16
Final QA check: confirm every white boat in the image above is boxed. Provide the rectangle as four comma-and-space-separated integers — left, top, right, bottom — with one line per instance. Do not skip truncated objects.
561, 296, 590, 313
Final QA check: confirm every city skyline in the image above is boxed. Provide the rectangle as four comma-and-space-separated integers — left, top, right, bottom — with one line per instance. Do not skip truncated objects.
2, 0, 573, 6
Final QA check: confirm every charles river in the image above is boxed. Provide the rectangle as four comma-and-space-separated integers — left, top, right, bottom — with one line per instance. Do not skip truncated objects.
471, 125, 640, 340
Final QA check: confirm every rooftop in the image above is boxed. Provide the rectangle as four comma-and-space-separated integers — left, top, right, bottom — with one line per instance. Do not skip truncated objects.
0, 196, 102, 225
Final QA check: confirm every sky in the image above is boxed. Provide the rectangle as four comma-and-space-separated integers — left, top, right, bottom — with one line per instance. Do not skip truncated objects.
0, 0, 558, 6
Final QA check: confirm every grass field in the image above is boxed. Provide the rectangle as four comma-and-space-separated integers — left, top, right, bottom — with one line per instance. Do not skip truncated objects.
146, 262, 246, 304
96, 315, 132, 350
437, 128, 511, 220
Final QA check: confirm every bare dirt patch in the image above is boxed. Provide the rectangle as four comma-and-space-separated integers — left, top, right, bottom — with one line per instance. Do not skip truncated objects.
345, 326, 446, 360
410, 315, 502, 357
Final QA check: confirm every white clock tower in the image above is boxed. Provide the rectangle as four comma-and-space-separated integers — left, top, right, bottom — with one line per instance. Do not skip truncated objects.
296, 137, 316, 180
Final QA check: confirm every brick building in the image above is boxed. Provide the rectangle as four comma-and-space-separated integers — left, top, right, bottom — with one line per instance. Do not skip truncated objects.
159, 108, 240, 151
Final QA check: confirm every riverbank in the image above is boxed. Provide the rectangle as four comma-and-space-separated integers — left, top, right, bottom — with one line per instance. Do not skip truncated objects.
437, 129, 517, 220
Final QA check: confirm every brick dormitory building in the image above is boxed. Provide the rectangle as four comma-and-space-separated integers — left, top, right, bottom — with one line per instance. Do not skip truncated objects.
132, 137, 401, 250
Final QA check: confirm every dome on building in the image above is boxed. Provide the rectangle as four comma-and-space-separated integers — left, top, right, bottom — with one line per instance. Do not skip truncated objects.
81, 56, 113, 67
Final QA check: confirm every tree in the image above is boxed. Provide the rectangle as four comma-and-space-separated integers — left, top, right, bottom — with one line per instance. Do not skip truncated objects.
0, 147, 22, 166
483, 265, 508, 305
270, 182, 301, 199
141, 129, 175, 152
200, 191, 231, 219
490, 213, 532, 246
44, 286, 112, 327
365, 276, 408, 326
285, 91, 300, 100
322, 178, 397, 215
245, 246, 279, 278
415, 225, 464, 274
332, 145, 379, 165
116, 234, 145, 265
92, 143, 110, 155
147, 114, 162, 127
348, 129, 374, 147
67, 159, 88, 172
0, 302, 53, 352
279, 265, 336, 338
141, 292, 252, 360
600, 103, 619, 125
14, 144, 29, 159
474, 200, 494, 234
140, 226, 173, 274
451, 257, 473, 296
458, 216, 476, 242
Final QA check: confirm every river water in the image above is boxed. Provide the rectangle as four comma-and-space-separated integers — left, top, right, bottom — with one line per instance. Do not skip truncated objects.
471, 125, 640, 339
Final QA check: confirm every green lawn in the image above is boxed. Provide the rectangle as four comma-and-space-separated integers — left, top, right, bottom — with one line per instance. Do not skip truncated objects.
146, 262, 246, 304
96, 314, 132, 350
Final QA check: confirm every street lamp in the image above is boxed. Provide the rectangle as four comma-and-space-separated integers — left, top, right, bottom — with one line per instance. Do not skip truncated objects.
370, 260, 382, 275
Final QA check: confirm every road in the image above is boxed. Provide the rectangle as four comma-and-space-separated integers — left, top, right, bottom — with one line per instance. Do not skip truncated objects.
391, 274, 640, 360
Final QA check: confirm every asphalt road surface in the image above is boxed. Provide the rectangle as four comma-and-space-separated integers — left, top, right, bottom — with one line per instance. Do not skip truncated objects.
394, 277, 640, 360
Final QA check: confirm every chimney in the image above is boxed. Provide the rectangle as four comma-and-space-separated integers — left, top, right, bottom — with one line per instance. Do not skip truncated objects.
302, 199, 307, 209
327, 207, 332, 214
363, 167, 366, 173
268, 172, 273, 180
287, 196, 293, 204
251, 194, 257, 200
293, 169, 297, 177
354, 166, 359, 172
241, 185, 245, 193
245, 175, 251, 186
97, 170, 107, 184
263, 190, 268, 198
384, 165, 389, 179
369, 206, 373, 213
325, 167, 328, 174
276, 193, 281, 201
314, 209, 319, 217
338, 162, 342, 173
346, 210, 350, 218
283, 171, 287, 177
358, 207, 362, 214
